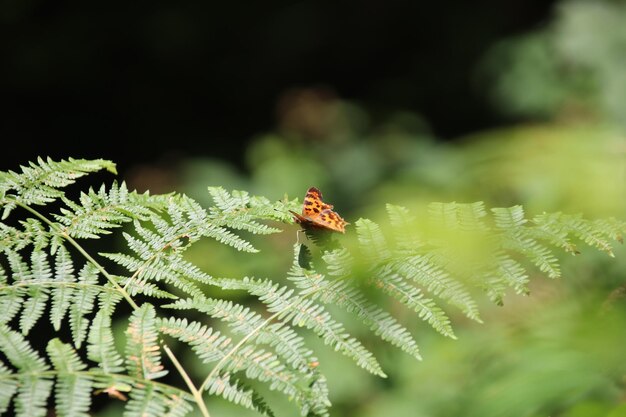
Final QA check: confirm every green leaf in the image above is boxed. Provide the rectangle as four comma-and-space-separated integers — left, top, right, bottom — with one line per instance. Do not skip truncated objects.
47, 338, 92, 417
0, 362, 18, 414
0, 325, 52, 417
126, 304, 168, 380
50, 247, 75, 330
87, 292, 124, 374
69, 263, 100, 348
0, 157, 116, 216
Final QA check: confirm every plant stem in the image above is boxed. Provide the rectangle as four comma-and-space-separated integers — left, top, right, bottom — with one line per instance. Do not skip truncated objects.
14, 200, 139, 309
163, 344, 211, 417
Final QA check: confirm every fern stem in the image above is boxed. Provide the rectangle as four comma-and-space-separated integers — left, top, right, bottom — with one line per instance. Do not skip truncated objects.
12, 200, 140, 310
65, 234, 140, 310
163, 343, 211, 417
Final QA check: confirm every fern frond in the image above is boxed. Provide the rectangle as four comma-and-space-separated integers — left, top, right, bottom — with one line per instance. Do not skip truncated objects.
20, 250, 51, 334
386, 204, 423, 250
124, 383, 166, 417
103, 195, 264, 299
126, 304, 168, 381
162, 392, 194, 417
204, 372, 275, 417
159, 317, 325, 415
392, 254, 481, 321
290, 246, 421, 360
219, 276, 385, 378
51, 246, 75, 330
208, 186, 240, 212
322, 247, 354, 277
592, 217, 626, 244
102, 244, 209, 300
250, 194, 302, 222
120, 277, 179, 299
180, 196, 259, 252
164, 296, 318, 374
373, 265, 456, 338
0, 325, 52, 417
0, 219, 50, 251
87, 291, 124, 374
428, 201, 488, 231
53, 182, 162, 239
0, 285, 27, 325
47, 338, 93, 417
491, 205, 527, 228
90, 374, 194, 417
532, 212, 624, 256
16, 374, 54, 417
0, 157, 116, 218
355, 219, 392, 263
0, 362, 18, 414
214, 214, 282, 235
69, 263, 100, 348
500, 225, 561, 279
207, 187, 283, 235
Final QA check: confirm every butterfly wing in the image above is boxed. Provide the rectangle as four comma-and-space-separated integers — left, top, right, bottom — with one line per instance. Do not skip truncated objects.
293, 187, 348, 233
302, 187, 329, 217
289, 210, 312, 225
309, 208, 347, 233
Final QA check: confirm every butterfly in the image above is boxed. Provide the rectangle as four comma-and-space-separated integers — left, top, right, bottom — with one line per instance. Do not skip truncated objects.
290, 187, 349, 233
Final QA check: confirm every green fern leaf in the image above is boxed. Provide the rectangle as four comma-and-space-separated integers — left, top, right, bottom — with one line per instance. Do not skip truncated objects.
126, 304, 168, 380
291, 246, 421, 359
0, 157, 116, 217
69, 263, 100, 348
53, 182, 159, 239
47, 338, 93, 417
221, 277, 386, 377
180, 196, 259, 252
124, 383, 165, 417
207, 188, 283, 235
491, 205, 527, 228
493, 253, 529, 295
208, 186, 239, 212
162, 394, 194, 417
386, 204, 424, 250
0, 219, 50, 252
0, 286, 26, 325
16, 374, 54, 417
0, 362, 17, 414
165, 297, 318, 373
158, 317, 319, 414
355, 219, 392, 263
204, 373, 275, 417
87, 292, 124, 373
392, 254, 481, 322
0, 325, 52, 417
50, 246, 75, 330
20, 250, 51, 334
592, 217, 626, 245
374, 266, 456, 338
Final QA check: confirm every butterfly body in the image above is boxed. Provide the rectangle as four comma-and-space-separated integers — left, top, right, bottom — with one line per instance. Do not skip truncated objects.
290, 187, 348, 233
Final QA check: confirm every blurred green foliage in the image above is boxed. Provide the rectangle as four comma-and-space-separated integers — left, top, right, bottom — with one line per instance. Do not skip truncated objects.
119, 1, 626, 416
482, 0, 626, 128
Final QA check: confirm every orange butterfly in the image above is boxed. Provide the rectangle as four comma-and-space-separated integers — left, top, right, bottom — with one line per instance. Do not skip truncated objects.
290, 187, 349, 233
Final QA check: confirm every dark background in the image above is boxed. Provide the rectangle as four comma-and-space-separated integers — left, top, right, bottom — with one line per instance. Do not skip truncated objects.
1, 1, 555, 173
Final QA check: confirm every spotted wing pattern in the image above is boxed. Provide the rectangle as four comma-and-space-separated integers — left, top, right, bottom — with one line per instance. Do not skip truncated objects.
290, 187, 348, 233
